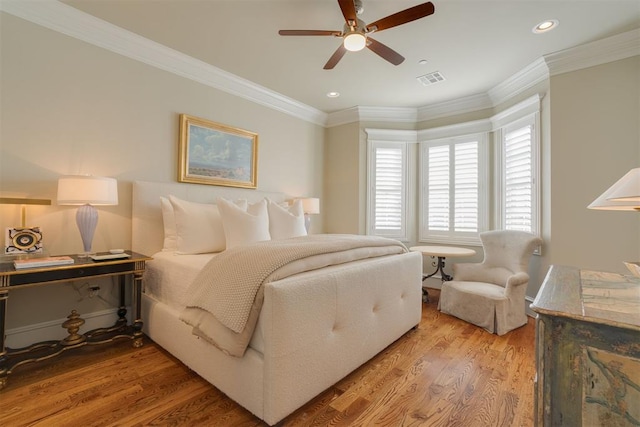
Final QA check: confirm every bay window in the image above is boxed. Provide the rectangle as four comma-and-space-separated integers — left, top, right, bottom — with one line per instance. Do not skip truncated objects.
366, 94, 541, 245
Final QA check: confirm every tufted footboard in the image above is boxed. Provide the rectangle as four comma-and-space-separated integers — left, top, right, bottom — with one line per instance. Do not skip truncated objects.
260, 251, 422, 425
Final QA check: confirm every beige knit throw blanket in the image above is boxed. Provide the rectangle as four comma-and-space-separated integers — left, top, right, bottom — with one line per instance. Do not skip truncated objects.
180, 234, 406, 356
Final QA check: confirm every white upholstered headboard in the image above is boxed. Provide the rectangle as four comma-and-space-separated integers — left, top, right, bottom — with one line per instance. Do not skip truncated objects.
132, 181, 287, 257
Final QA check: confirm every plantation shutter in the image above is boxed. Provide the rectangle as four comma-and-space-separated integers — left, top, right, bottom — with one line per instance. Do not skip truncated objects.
370, 143, 407, 238
421, 135, 486, 244
503, 124, 533, 232
454, 141, 479, 233
427, 145, 450, 231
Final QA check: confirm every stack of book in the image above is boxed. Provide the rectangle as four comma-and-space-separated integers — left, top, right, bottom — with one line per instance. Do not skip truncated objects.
13, 256, 75, 270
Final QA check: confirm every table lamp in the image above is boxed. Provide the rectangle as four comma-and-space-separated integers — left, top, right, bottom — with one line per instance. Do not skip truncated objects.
297, 197, 320, 232
588, 168, 640, 276
57, 175, 118, 257
588, 169, 640, 211
0, 197, 51, 255
604, 168, 640, 203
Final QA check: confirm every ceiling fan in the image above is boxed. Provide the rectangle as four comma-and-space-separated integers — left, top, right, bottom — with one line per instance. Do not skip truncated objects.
278, 0, 435, 70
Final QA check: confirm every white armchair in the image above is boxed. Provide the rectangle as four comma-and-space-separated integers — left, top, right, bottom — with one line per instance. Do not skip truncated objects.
438, 230, 543, 335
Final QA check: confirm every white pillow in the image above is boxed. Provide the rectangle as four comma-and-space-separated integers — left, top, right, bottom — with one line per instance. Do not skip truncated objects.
169, 195, 227, 254
217, 197, 270, 249
160, 197, 178, 251
267, 199, 307, 239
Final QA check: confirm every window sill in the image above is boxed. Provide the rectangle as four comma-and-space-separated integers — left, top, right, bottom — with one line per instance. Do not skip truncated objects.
418, 237, 482, 247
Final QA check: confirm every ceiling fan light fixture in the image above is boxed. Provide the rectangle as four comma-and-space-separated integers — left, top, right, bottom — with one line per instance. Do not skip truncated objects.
343, 32, 366, 51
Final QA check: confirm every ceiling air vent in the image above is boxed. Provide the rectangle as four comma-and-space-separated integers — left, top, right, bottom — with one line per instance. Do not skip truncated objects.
417, 71, 445, 86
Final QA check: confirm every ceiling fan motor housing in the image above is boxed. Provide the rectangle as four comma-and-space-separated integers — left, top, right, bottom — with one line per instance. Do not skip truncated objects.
343, 19, 366, 34
354, 0, 364, 15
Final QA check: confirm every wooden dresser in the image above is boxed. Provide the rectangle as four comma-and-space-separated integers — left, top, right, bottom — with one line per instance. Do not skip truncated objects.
531, 265, 640, 426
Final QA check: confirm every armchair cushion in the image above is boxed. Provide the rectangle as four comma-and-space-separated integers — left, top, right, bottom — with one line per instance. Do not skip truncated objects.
453, 264, 513, 287
445, 281, 507, 300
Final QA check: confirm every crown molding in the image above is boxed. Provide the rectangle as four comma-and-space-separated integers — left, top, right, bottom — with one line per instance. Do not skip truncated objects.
325, 107, 360, 128
326, 106, 417, 127
358, 106, 418, 123
488, 58, 549, 106
416, 92, 493, 123
0, 0, 328, 127
365, 128, 418, 143
417, 118, 492, 141
2, 1, 637, 129
544, 29, 640, 77
490, 94, 542, 130
327, 91, 495, 127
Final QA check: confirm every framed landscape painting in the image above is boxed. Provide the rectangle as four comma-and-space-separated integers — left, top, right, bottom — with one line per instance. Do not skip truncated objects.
178, 114, 258, 188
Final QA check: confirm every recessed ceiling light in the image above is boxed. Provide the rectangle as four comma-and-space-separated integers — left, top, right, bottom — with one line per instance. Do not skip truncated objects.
533, 19, 559, 34
326, 91, 340, 98
418, 59, 428, 65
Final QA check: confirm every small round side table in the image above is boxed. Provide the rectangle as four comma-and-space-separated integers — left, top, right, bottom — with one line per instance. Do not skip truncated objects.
409, 245, 477, 302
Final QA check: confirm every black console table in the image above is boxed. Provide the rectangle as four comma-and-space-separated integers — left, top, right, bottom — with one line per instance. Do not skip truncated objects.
0, 251, 151, 389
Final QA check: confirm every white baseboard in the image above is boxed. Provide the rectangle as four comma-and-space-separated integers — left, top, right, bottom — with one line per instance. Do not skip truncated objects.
422, 276, 443, 290
525, 295, 537, 318
5, 307, 132, 349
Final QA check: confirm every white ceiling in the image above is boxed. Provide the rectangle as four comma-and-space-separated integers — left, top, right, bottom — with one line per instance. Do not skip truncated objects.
62, 0, 640, 114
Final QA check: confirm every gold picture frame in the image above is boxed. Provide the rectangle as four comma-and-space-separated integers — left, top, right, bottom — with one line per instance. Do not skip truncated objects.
178, 114, 258, 188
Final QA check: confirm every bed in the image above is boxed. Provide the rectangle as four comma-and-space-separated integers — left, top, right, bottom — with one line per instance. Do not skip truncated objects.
132, 180, 422, 425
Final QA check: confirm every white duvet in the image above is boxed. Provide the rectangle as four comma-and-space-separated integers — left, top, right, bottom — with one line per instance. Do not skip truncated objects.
180, 234, 407, 357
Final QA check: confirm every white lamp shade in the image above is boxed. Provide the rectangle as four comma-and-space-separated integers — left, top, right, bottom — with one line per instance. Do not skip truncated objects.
605, 168, 640, 202
57, 175, 118, 206
588, 169, 640, 211
297, 197, 320, 215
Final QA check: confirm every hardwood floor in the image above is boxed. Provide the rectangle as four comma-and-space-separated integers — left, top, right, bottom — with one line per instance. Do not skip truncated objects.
0, 289, 536, 426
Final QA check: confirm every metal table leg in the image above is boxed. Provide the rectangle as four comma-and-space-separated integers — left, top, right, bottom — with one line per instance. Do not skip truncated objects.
421, 256, 453, 302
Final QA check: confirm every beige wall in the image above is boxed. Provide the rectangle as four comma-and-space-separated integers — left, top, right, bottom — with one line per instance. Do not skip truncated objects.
0, 14, 324, 332
549, 56, 640, 273
324, 123, 361, 234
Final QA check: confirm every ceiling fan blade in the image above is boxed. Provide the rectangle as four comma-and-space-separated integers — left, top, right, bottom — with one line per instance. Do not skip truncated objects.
366, 2, 435, 33
279, 30, 342, 36
338, 0, 358, 26
366, 37, 404, 66
324, 45, 348, 70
